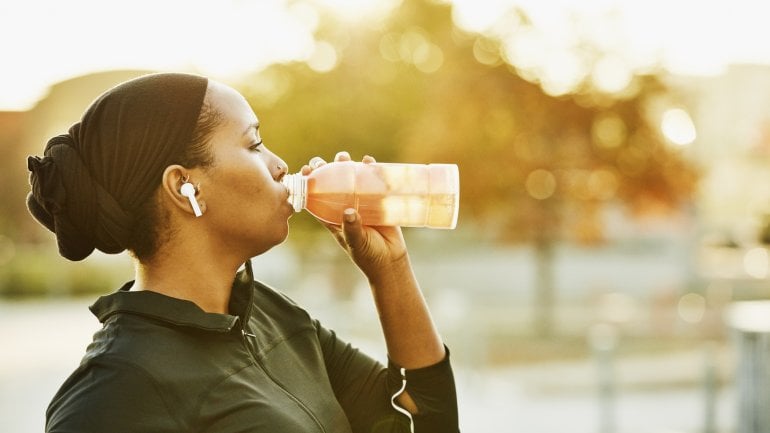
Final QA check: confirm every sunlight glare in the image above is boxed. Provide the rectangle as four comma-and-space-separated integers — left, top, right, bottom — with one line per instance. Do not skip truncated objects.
501, 28, 545, 71
6, 0, 770, 110
540, 50, 587, 96
311, 0, 401, 23
661, 108, 697, 146
448, 0, 770, 95
592, 56, 633, 94
0, 0, 319, 110
449, 0, 511, 34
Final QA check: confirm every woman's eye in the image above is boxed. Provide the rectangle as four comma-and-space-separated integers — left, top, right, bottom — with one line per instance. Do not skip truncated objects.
249, 140, 263, 152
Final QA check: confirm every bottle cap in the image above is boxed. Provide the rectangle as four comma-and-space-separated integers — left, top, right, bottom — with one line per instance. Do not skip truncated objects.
281, 173, 306, 212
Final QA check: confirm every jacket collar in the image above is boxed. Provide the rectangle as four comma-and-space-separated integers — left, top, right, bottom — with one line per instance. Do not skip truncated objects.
89, 261, 255, 333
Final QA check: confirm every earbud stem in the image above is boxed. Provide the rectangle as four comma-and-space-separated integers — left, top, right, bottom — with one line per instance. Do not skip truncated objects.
180, 182, 203, 217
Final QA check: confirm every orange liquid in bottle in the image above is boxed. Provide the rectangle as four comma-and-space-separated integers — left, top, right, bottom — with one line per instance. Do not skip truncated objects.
286, 162, 459, 229
306, 192, 459, 228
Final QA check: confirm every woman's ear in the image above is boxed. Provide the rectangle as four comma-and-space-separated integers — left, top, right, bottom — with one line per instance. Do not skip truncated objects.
160, 165, 206, 217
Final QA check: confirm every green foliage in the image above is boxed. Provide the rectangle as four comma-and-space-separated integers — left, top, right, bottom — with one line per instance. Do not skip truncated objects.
0, 244, 132, 298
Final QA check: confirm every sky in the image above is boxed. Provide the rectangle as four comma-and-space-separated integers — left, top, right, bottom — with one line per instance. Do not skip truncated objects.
449, 0, 770, 95
1, 0, 770, 111
450, 0, 770, 73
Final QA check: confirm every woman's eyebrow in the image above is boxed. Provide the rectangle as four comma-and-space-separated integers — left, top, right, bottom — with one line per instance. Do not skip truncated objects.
242, 121, 260, 137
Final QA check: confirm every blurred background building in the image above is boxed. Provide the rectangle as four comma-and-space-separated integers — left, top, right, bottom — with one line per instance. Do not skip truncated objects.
3, 0, 770, 432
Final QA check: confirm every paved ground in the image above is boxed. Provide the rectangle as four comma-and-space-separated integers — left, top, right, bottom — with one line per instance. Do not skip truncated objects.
0, 299, 737, 433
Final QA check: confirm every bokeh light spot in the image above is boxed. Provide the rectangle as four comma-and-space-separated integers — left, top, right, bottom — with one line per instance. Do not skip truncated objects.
399, 30, 428, 64
414, 44, 445, 74
592, 113, 627, 149
526, 169, 557, 200
379, 33, 401, 62
678, 293, 706, 324
473, 38, 502, 66
661, 108, 697, 146
744, 247, 769, 279
307, 41, 338, 73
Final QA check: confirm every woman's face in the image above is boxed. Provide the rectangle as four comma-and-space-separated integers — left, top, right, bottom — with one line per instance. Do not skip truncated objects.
194, 80, 293, 257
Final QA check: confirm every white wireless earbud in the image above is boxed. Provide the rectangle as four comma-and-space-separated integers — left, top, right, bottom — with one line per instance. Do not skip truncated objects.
180, 182, 203, 217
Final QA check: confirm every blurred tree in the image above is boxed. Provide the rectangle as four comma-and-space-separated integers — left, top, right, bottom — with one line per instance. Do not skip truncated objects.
0, 111, 28, 240
244, 0, 699, 334
394, 1, 699, 336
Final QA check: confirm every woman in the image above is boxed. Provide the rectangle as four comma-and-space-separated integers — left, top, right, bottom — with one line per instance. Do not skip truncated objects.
28, 73, 459, 432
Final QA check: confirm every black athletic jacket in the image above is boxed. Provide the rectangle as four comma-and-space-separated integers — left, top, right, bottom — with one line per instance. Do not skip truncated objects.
45, 264, 459, 432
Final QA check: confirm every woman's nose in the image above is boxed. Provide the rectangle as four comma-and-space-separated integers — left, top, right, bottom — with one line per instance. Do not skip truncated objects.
274, 160, 288, 181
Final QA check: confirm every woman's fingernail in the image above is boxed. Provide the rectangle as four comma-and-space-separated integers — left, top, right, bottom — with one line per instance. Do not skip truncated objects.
344, 208, 356, 223
309, 156, 325, 168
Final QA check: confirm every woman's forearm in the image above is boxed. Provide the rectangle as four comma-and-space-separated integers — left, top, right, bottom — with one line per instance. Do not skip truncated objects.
365, 253, 445, 369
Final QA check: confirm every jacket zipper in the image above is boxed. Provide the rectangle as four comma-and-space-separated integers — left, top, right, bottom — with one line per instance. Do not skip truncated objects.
240, 329, 327, 433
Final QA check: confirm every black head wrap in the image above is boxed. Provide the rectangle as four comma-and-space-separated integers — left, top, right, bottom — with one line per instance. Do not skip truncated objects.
26, 72, 209, 261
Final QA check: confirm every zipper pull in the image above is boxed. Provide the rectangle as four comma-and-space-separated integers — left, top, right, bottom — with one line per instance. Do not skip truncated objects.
241, 329, 256, 338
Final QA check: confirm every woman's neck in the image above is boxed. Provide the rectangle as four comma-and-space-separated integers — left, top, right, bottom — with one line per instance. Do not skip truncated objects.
132, 245, 242, 314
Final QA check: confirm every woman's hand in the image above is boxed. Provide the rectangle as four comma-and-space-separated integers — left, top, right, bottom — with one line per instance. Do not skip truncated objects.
303, 153, 446, 385
300, 152, 408, 279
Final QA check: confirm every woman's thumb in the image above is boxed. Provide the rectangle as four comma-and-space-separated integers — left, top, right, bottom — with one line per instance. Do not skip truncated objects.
341, 208, 365, 250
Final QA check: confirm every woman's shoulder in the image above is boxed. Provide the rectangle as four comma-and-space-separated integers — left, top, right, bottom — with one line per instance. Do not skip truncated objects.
250, 280, 313, 320
46, 354, 191, 432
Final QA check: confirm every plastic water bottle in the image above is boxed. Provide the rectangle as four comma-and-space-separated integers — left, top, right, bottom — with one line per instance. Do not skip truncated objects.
281, 161, 459, 229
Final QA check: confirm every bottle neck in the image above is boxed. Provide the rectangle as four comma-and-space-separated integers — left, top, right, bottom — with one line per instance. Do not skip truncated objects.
281, 173, 307, 212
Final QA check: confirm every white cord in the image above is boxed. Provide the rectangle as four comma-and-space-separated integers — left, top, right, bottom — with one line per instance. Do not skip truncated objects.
390, 367, 414, 433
